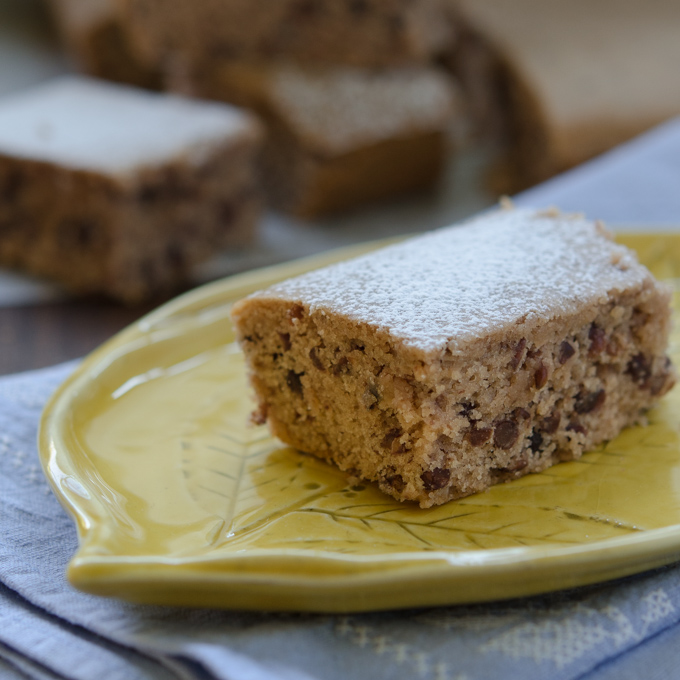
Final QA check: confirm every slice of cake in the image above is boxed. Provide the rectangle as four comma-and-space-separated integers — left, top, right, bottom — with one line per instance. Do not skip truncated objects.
0, 76, 262, 302
118, 0, 453, 69
46, 0, 160, 88
172, 61, 458, 217
448, 0, 680, 191
232, 208, 675, 507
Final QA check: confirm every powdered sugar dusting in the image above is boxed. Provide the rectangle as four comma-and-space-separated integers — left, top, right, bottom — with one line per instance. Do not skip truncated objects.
252, 209, 648, 353
270, 66, 457, 154
0, 76, 259, 177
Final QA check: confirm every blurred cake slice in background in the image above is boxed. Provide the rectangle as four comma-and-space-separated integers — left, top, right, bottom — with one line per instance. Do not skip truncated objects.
0, 76, 262, 302
117, 0, 453, 70
172, 61, 459, 218
46, 0, 159, 88
449, 0, 680, 192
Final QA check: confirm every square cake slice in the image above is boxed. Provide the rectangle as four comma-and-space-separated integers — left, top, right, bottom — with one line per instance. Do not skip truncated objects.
232, 208, 676, 507
0, 76, 262, 302
173, 61, 458, 217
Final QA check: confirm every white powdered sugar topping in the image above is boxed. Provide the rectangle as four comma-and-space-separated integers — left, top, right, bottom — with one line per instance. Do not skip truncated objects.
253, 209, 649, 353
270, 66, 457, 154
0, 76, 258, 177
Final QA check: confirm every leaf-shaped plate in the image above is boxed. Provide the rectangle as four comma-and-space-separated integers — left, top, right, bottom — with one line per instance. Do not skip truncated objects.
40, 233, 680, 612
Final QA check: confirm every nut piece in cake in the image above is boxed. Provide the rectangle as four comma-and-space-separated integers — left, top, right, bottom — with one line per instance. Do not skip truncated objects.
0, 76, 262, 302
173, 62, 458, 217
232, 208, 676, 508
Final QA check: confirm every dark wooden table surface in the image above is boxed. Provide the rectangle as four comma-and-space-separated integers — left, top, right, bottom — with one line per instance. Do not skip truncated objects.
0, 298, 160, 376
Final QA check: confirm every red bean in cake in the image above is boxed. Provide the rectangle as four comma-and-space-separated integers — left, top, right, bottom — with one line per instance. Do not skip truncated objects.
231, 208, 676, 507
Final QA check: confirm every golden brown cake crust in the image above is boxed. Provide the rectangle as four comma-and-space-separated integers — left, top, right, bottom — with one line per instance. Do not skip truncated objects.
232, 208, 676, 507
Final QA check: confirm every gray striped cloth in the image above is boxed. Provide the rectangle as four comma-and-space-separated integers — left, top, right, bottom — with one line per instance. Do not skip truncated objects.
2, 362, 680, 680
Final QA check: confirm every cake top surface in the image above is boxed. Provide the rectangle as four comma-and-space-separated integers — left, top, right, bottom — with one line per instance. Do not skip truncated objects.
0, 76, 258, 176
249, 208, 651, 353
269, 66, 456, 154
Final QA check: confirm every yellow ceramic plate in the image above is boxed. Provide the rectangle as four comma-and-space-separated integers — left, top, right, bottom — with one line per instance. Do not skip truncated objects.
40, 234, 680, 613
